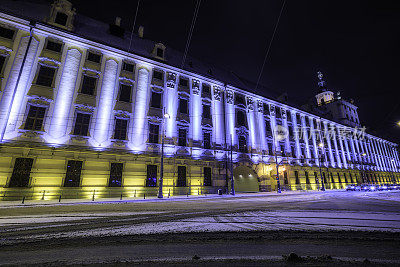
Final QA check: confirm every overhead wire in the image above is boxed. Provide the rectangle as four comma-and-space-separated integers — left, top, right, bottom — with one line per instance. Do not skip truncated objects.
181, 0, 201, 69
254, 0, 286, 92
128, 0, 141, 52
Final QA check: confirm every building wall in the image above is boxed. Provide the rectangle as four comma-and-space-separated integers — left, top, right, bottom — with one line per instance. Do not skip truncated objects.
0, 9, 399, 201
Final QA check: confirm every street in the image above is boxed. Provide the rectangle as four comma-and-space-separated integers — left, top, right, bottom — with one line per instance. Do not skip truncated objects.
0, 190, 400, 265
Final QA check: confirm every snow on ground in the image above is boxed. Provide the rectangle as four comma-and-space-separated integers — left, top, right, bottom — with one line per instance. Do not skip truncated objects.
360, 191, 400, 202
0, 211, 166, 225
1, 209, 400, 246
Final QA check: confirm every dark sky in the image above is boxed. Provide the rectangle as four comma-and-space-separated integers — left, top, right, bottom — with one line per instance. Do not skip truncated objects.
66, 0, 400, 144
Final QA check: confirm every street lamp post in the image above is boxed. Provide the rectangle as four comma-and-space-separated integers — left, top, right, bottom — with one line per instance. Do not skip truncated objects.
360, 153, 367, 184
158, 112, 170, 199
230, 134, 235, 195
318, 142, 326, 191
274, 150, 282, 193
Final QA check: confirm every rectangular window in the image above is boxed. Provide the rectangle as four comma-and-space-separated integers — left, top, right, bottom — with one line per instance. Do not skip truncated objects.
238, 136, 247, 153
178, 128, 187, 147
122, 61, 134, 72
146, 165, 157, 187
235, 94, 245, 105
263, 103, 270, 116
153, 70, 163, 80
314, 171, 318, 183
177, 166, 186, 187
267, 142, 273, 155
203, 104, 211, 119
8, 158, 33, 187
0, 55, 6, 72
236, 110, 246, 127
24, 106, 46, 131
179, 98, 188, 114
150, 91, 162, 108
148, 124, 159, 144
113, 118, 128, 140
202, 84, 211, 97
118, 84, 132, 102
337, 172, 342, 183
305, 171, 310, 184
0, 26, 15, 39
203, 131, 211, 149
73, 113, 91, 136
295, 171, 300, 184
46, 40, 62, 52
81, 75, 97, 95
36, 65, 56, 87
109, 163, 123, 187
179, 78, 188, 87
284, 170, 288, 185
87, 51, 101, 63
55, 12, 68, 26
64, 160, 83, 187
203, 167, 212, 186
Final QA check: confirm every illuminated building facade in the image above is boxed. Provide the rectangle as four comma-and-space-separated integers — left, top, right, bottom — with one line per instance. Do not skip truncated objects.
0, 0, 399, 200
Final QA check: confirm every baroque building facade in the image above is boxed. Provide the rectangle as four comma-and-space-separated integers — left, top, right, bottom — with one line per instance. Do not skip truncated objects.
0, 0, 399, 200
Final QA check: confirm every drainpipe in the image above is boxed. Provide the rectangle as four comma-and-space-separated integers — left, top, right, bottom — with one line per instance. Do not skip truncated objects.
0, 22, 35, 142
221, 83, 228, 193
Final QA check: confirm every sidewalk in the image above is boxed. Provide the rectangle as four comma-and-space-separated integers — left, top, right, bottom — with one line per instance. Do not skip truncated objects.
0, 190, 333, 208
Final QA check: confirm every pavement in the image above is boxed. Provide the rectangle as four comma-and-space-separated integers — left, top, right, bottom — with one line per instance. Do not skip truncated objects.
0, 190, 400, 265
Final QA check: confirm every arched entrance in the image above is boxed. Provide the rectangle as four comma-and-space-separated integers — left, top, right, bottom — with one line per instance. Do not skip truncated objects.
233, 165, 260, 192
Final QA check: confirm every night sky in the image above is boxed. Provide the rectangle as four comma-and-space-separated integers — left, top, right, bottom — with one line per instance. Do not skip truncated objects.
40, 0, 400, 144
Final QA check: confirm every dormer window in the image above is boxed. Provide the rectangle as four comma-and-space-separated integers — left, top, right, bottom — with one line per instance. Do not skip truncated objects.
47, 0, 76, 31
45, 39, 63, 53
55, 12, 68, 26
122, 61, 134, 72
152, 43, 166, 60
156, 48, 164, 58
87, 51, 101, 63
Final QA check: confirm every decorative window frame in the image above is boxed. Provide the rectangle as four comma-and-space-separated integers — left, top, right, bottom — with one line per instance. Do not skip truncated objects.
32, 60, 60, 88
152, 42, 166, 60
111, 116, 129, 141
149, 87, 164, 110
86, 49, 102, 64
0, 50, 11, 78
121, 60, 135, 73
70, 106, 93, 138
79, 70, 99, 96
0, 24, 17, 41
44, 37, 64, 53
20, 99, 50, 132
116, 81, 133, 103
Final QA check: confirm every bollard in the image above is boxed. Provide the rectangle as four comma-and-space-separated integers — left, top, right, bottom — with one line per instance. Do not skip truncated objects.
187, 192, 189, 197
22, 196, 25, 204
41, 190, 45, 200
168, 189, 170, 198
134, 190, 137, 198
92, 190, 95, 201
59, 195, 62, 202
198, 188, 199, 195
144, 193, 146, 199
120, 193, 123, 200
